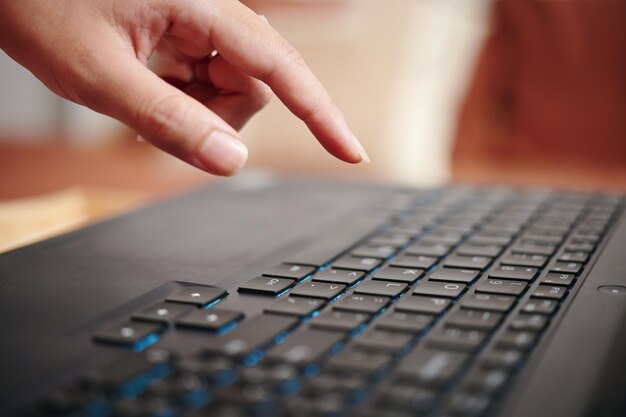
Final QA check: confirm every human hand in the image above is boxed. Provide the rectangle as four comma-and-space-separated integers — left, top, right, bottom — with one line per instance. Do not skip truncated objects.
0, 0, 369, 175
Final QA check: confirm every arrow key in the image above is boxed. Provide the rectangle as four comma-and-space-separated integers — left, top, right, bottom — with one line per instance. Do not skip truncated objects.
132, 301, 193, 324
166, 285, 227, 306
176, 308, 244, 331
312, 268, 364, 286
265, 296, 325, 317
93, 321, 163, 347
290, 281, 346, 300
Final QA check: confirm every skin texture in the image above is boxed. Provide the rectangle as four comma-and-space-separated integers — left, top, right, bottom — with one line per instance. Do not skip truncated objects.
0, 0, 368, 175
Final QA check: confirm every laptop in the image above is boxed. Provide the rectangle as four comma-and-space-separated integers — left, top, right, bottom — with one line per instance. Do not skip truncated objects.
1, 175, 625, 417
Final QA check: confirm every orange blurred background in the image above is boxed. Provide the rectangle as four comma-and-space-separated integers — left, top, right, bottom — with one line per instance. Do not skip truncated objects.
1, 0, 625, 250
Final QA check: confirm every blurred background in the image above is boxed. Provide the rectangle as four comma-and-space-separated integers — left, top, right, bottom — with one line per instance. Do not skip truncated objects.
1, 0, 625, 251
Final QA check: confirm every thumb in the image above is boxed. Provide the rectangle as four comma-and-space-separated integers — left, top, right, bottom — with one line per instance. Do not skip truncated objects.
93, 59, 248, 176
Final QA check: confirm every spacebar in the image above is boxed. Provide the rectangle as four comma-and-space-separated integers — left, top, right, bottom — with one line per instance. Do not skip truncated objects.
285, 214, 387, 267
203, 314, 299, 358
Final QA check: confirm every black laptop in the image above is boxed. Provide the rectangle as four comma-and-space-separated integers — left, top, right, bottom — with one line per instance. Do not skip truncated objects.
1, 176, 625, 417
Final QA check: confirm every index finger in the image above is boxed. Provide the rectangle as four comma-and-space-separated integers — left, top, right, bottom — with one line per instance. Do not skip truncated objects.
172, 0, 369, 163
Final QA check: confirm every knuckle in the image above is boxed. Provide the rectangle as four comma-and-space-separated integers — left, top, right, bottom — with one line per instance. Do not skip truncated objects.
281, 40, 307, 69
251, 83, 272, 111
261, 38, 307, 84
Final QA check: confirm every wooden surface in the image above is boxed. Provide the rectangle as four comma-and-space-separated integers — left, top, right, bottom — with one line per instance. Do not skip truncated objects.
0, 137, 213, 252
0, 138, 212, 200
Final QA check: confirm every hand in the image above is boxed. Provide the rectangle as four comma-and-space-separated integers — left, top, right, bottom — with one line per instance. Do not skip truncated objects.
0, 0, 369, 175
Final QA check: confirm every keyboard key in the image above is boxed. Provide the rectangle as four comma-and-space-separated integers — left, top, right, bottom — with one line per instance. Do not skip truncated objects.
426, 327, 487, 353
500, 253, 547, 268
351, 244, 397, 259
564, 242, 595, 252
93, 321, 162, 346
265, 296, 325, 317
263, 264, 315, 281
488, 265, 538, 281
475, 278, 527, 296
550, 262, 583, 274
290, 281, 346, 300
496, 331, 537, 351
375, 311, 434, 334
481, 349, 523, 370
541, 272, 575, 287
456, 243, 502, 258
445, 309, 502, 331
405, 243, 450, 257
166, 285, 227, 306
558, 251, 590, 263
398, 348, 468, 387
353, 280, 408, 298
203, 314, 298, 358
420, 231, 464, 246
521, 298, 558, 315
443, 255, 492, 270
308, 372, 367, 396
396, 296, 450, 315
333, 294, 390, 314
390, 254, 438, 270
532, 285, 567, 300
468, 234, 511, 246
373, 385, 437, 414
312, 268, 364, 286
132, 302, 193, 324
327, 348, 392, 376
176, 356, 235, 384
461, 293, 515, 312
463, 369, 508, 394
444, 393, 490, 417
310, 310, 371, 333
570, 234, 600, 245
389, 224, 425, 237
353, 329, 413, 354
332, 256, 382, 272
372, 266, 424, 284
429, 268, 479, 284
510, 243, 556, 256
509, 313, 548, 332
413, 281, 466, 298
237, 276, 295, 296
519, 232, 562, 245
265, 328, 345, 367
176, 308, 244, 331
368, 232, 412, 247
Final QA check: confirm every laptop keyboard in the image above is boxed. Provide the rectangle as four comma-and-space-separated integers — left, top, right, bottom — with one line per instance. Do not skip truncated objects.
42, 187, 623, 417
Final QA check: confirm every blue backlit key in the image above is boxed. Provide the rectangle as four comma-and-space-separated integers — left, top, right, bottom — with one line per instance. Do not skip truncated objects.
93, 321, 162, 347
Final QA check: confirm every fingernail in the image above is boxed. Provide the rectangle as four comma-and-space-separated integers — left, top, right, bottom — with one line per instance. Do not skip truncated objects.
351, 132, 370, 163
198, 131, 248, 175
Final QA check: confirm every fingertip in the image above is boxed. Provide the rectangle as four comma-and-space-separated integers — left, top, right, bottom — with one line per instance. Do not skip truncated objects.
350, 132, 370, 163
196, 130, 248, 176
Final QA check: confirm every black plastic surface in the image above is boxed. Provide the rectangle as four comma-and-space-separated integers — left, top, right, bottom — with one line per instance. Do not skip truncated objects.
0, 177, 625, 417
